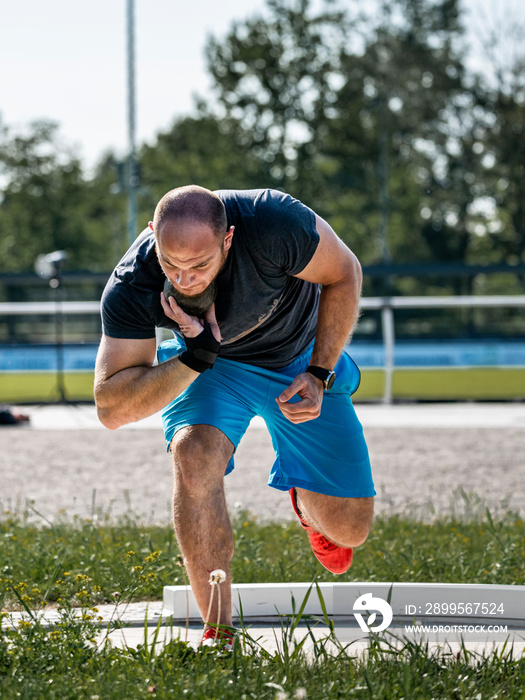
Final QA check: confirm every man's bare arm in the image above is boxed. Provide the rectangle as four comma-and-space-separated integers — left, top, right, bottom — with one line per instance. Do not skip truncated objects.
299, 214, 362, 370
276, 214, 362, 424
94, 335, 199, 430
94, 296, 220, 430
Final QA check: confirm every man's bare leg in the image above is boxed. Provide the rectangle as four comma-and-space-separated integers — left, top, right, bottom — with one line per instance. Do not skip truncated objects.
171, 425, 235, 629
295, 488, 374, 548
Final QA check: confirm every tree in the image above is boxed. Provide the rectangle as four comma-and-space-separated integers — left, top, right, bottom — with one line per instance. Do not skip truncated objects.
474, 22, 525, 268
0, 119, 124, 274
325, 0, 478, 268
204, 0, 475, 272
205, 0, 349, 205
139, 105, 265, 212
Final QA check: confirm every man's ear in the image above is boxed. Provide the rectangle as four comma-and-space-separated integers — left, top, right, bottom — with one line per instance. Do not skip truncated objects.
154, 241, 161, 264
148, 221, 154, 231
224, 226, 235, 252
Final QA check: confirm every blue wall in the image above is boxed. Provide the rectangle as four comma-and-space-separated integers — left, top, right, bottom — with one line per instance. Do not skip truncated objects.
1, 340, 524, 372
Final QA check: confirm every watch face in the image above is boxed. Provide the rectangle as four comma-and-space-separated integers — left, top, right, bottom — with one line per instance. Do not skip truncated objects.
325, 371, 336, 390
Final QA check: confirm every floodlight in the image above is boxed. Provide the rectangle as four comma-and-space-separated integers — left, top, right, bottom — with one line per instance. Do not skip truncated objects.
33, 250, 69, 401
35, 251, 68, 281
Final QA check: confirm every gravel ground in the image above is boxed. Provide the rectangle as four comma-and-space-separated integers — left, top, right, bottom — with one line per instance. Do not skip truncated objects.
1, 421, 523, 524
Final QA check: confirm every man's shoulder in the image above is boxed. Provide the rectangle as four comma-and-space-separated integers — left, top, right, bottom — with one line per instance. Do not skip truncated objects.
215, 188, 295, 211
215, 189, 314, 234
101, 228, 164, 339
113, 227, 158, 284
214, 189, 263, 222
102, 227, 162, 315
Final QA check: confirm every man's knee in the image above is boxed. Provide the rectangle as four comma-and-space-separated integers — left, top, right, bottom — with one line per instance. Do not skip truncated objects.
344, 507, 373, 547
170, 425, 233, 493
299, 491, 374, 548
327, 504, 372, 548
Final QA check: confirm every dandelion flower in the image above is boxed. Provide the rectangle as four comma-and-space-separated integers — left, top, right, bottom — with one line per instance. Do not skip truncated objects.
204, 569, 227, 635
209, 569, 226, 584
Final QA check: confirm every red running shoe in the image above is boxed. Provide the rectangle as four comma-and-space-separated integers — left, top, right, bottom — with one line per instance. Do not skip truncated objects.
289, 488, 353, 574
201, 626, 234, 652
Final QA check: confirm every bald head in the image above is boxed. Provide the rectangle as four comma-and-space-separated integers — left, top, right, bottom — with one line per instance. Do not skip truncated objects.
153, 185, 227, 240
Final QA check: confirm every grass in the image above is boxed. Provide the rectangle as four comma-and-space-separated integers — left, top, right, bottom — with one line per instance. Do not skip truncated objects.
1, 505, 524, 699
0, 505, 523, 610
1, 608, 524, 699
2, 366, 525, 403
0, 371, 94, 403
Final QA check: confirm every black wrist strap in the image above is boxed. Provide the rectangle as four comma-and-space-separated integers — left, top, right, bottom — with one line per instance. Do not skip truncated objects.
179, 322, 220, 373
306, 365, 331, 382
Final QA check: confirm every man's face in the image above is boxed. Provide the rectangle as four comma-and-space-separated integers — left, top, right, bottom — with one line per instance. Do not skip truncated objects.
153, 219, 233, 317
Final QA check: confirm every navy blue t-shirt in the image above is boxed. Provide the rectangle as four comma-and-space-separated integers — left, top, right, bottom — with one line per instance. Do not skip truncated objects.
101, 189, 320, 369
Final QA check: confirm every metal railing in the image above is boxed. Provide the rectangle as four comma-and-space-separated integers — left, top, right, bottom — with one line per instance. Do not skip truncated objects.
360, 295, 525, 403
0, 301, 100, 315
1, 295, 524, 404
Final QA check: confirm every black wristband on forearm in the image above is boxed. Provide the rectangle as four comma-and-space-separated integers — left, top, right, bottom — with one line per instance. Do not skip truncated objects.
178, 322, 221, 373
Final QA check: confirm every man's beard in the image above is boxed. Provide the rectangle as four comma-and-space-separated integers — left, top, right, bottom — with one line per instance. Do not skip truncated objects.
163, 276, 217, 319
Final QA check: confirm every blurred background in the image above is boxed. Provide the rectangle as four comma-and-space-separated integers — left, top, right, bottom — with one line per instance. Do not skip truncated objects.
1, 0, 524, 404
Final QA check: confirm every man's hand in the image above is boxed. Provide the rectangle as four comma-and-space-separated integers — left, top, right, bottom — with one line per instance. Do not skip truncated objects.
276, 373, 324, 424
160, 292, 221, 342
161, 292, 221, 374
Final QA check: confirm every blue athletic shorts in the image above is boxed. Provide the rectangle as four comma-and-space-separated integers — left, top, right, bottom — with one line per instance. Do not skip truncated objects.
157, 338, 375, 499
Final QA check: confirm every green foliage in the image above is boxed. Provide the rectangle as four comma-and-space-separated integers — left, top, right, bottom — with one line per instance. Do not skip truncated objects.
0, 507, 524, 697
2, 607, 524, 699
203, 0, 525, 271
204, 0, 471, 265
0, 507, 523, 612
138, 107, 266, 215
205, 0, 348, 197
0, 120, 126, 273
476, 60, 525, 266
1, 0, 525, 278
0, 511, 181, 609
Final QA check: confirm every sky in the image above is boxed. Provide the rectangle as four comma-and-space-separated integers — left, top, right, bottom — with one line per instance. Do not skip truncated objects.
1, 0, 524, 170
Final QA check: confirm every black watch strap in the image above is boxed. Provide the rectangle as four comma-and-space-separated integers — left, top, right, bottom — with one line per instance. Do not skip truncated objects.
306, 365, 336, 390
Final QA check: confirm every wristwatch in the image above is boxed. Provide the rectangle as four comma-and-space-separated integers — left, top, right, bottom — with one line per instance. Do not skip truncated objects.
306, 365, 336, 391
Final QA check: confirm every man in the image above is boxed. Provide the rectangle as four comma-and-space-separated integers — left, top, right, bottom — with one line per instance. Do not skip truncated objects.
94, 185, 375, 645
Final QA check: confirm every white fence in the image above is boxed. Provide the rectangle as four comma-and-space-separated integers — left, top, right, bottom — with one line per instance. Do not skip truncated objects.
361, 296, 525, 403
0, 301, 100, 315
1, 295, 524, 403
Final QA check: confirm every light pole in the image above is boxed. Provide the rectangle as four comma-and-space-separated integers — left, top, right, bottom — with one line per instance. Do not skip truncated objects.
127, 0, 138, 247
